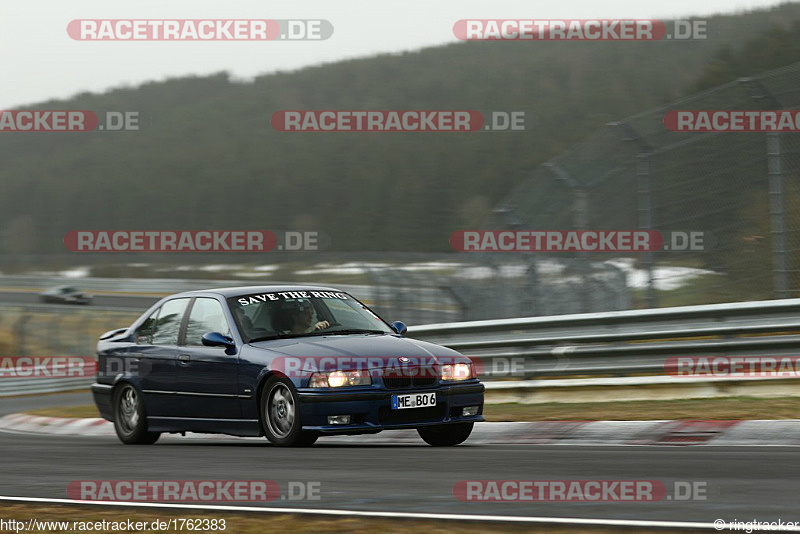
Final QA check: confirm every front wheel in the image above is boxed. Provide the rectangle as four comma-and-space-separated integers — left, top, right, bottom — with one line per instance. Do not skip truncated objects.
417, 422, 474, 446
113, 384, 160, 445
261, 377, 317, 447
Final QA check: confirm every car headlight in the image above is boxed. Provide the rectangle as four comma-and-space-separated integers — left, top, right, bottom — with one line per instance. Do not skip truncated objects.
441, 363, 472, 381
309, 370, 372, 388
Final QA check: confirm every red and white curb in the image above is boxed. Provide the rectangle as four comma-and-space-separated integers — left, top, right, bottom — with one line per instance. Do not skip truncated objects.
2, 413, 800, 446
0, 414, 112, 436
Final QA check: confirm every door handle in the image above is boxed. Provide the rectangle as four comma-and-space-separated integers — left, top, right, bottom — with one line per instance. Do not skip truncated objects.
178, 354, 191, 362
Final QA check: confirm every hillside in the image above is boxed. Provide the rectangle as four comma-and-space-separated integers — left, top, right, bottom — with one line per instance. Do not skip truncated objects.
4, 4, 800, 253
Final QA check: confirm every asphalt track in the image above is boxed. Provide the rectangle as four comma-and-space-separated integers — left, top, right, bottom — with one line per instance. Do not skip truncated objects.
0, 394, 798, 524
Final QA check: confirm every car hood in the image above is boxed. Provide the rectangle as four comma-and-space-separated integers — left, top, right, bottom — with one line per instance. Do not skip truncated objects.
248, 334, 469, 368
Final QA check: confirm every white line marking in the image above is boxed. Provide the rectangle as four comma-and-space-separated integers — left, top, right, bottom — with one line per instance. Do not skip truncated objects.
0, 495, 738, 529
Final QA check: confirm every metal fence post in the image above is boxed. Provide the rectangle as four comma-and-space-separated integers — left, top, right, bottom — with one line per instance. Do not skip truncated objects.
543, 163, 591, 313
14, 313, 31, 357
741, 77, 790, 299
767, 132, 789, 298
636, 152, 656, 307
608, 121, 656, 308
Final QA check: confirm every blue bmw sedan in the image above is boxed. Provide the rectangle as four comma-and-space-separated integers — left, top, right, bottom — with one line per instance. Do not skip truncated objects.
92, 286, 484, 447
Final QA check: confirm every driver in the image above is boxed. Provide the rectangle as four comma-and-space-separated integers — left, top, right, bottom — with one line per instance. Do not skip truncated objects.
283, 300, 329, 334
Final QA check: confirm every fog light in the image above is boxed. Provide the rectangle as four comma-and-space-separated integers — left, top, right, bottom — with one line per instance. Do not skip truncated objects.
328, 415, 351, 425
462, 406, 479, 416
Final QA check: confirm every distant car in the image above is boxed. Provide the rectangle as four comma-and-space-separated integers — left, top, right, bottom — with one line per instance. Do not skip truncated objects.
39, 286, 92, 305
92, 285, 484, 447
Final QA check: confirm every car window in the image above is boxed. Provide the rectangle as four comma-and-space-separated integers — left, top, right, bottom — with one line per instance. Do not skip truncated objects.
150, 298, 190, 346
184, 298, 230, 346
134, 308, 160, 345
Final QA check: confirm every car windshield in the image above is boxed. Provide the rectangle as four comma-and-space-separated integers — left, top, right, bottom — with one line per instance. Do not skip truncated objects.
228, 290, 393, 342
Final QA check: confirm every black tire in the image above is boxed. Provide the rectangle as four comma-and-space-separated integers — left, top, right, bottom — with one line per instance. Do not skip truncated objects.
261, 376, 317, 447
417, 422, 474, 446
112, 383, 160, 445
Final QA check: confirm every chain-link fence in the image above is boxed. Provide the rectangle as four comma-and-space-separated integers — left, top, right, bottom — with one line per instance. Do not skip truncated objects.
365, 256, 629, 325
367, 64, 800, 322
492, 61, 800, 310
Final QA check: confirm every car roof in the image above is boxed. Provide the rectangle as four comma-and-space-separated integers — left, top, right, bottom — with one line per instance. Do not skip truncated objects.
167, 285, 347, 299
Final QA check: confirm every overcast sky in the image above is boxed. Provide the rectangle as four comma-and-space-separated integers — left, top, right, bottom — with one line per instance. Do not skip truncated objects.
0, 0, 790, 109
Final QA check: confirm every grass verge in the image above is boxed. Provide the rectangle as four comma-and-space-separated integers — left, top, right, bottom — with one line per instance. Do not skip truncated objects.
25, 404, 101, 419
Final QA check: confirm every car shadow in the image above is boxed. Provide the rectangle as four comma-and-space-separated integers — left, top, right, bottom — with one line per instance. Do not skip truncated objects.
153, 439, 461, 449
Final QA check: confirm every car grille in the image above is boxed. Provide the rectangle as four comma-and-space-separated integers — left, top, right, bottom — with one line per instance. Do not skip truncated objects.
381, 366, 438, 389
378, 404, 447, 425
383, 375, 411, 388
413, 375, 437, 387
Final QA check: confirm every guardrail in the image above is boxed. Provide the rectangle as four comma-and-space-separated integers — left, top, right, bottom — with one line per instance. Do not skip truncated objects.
3, 297, 800, 397
0, 377, 93, 397
408, 298, 800, 378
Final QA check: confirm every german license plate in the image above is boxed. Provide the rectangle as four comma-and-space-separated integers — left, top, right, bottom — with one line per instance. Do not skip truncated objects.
391, 392, 436, 410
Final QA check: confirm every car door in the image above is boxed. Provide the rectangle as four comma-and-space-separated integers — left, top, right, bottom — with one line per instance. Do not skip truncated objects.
130, 298, 190, 417
174, 297, 241, 419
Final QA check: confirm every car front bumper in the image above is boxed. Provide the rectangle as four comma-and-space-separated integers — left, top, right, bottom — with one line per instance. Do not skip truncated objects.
296, 382, 484, 434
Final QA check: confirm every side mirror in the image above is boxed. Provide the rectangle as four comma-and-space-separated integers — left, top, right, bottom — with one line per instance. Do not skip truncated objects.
202, 332, 235, 348
391, 321, 407, 336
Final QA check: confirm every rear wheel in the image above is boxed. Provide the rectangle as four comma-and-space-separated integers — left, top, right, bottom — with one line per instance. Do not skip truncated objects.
113, 384, 160, 445
261, 377, 317, 447
417, 422, 473, 446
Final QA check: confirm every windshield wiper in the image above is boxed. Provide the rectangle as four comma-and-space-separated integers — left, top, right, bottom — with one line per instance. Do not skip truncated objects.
249, 329, 386, 342
247, 333, 316, 342
320, 329, 387, 336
